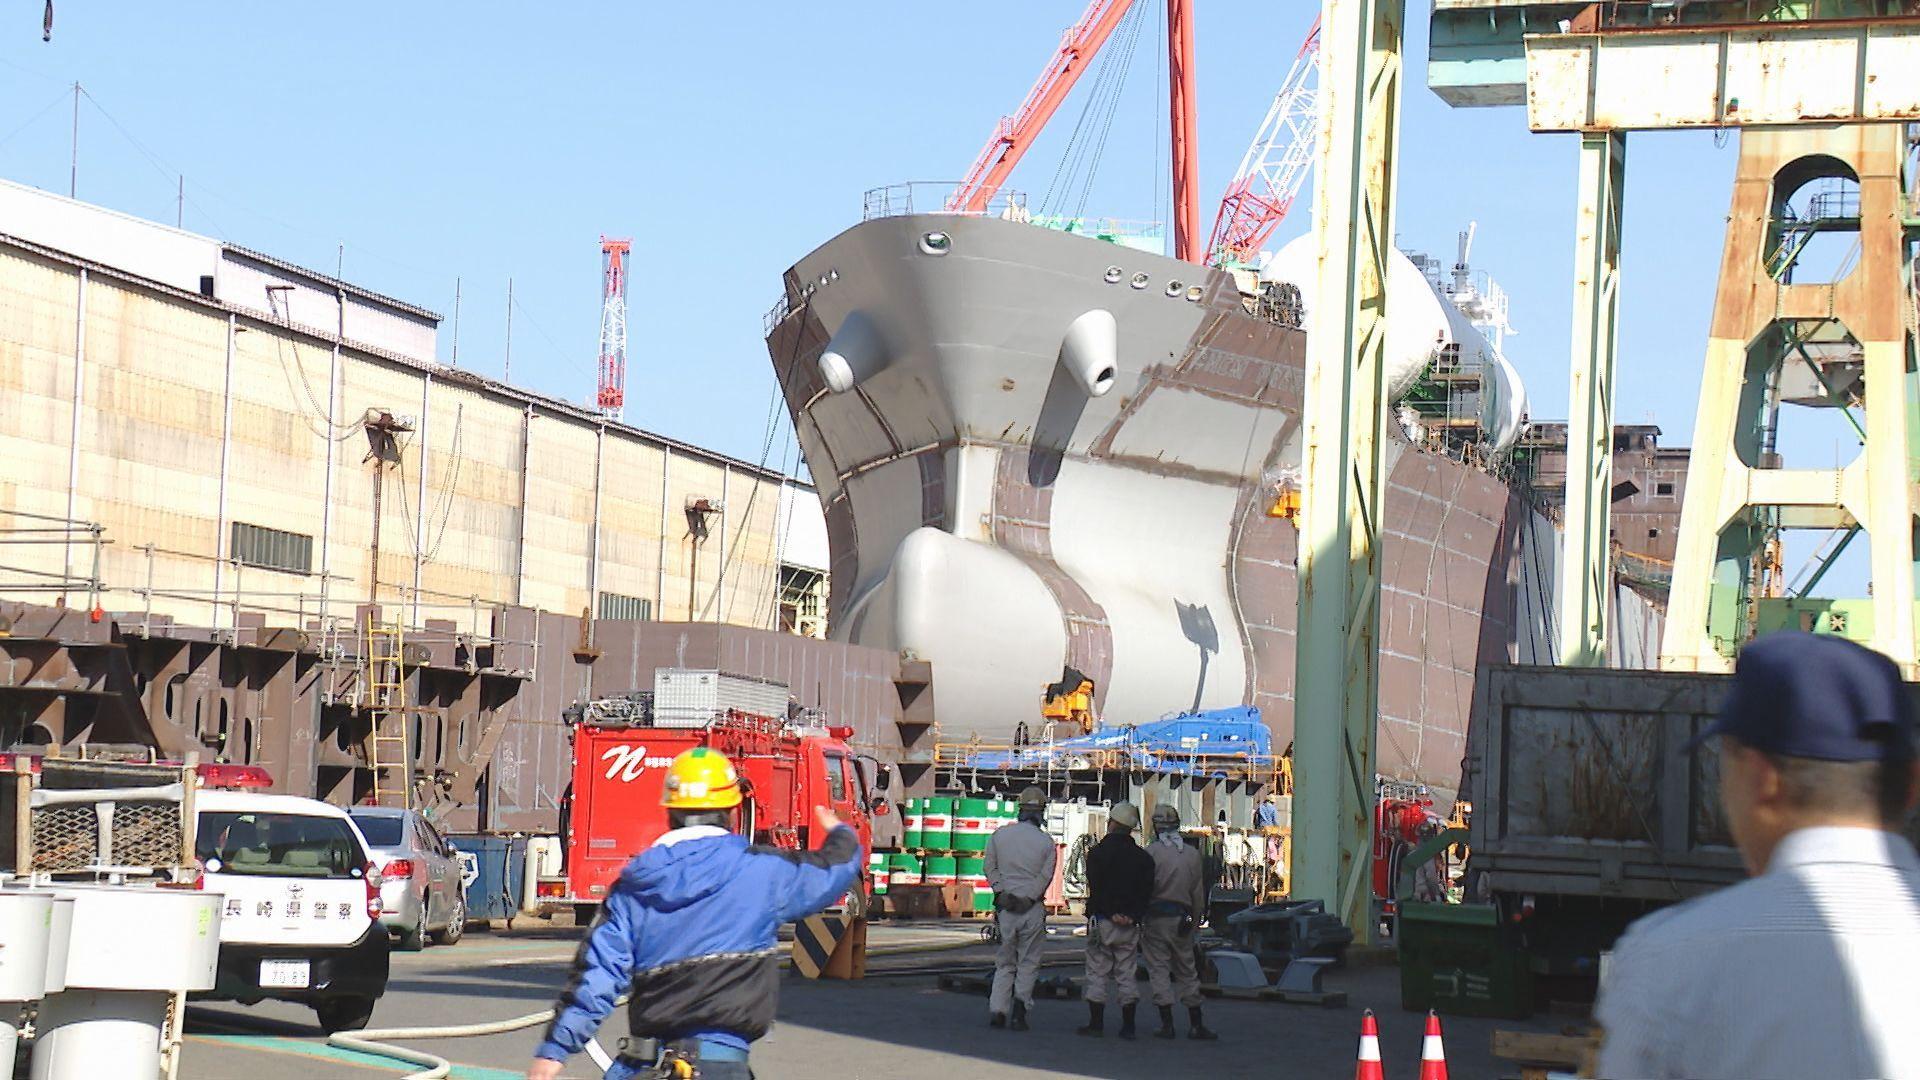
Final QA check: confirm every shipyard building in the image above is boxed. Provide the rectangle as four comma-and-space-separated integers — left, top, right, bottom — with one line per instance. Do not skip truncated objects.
0, 180, 826, 633
0, 181, 901, 832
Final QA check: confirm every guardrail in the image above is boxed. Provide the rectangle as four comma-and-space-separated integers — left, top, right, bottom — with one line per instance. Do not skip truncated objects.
0, 509, 104, 609
861, 182, 1029, 222
0, 513, 541, 682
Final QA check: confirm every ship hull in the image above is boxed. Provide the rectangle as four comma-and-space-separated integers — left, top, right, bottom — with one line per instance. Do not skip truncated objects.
767, 212, 1654, 797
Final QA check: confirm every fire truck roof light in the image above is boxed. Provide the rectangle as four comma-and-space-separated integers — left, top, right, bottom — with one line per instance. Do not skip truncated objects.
827, 726, 854, 740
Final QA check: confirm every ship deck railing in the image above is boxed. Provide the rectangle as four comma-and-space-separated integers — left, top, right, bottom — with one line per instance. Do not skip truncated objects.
860, 182, 1030, 223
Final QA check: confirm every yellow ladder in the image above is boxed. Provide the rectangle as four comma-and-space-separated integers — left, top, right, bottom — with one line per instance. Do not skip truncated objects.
364, 618, 413, 810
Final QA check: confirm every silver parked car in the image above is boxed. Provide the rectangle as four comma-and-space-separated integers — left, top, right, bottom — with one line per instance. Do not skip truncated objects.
347, 808, 465, 950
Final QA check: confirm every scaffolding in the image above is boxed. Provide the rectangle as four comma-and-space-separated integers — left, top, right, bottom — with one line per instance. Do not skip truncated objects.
1399, 343, 1493, 453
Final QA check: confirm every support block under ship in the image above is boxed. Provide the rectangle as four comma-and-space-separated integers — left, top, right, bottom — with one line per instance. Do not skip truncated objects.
765, 191, 1660, 800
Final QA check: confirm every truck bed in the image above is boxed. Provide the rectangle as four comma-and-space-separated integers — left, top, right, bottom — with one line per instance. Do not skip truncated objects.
1464, 666, 1745, 902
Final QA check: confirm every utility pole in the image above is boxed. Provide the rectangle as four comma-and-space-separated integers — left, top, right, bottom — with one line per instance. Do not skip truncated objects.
450, 277, 462, 367
503, 278, 514, 382
362, 411, 413, 605
67, 81, 78, 198
176, 176, 184, 228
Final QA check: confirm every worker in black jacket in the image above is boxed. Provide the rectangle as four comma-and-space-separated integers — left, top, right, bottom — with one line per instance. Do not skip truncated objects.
1077, 801, 1156, 1039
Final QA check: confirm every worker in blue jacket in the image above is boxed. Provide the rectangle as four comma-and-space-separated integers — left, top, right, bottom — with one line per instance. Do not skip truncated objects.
527, 747, 863, 1080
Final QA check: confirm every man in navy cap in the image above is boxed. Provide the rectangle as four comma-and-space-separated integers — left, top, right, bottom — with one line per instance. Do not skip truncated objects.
1596, 631, 1920, 1079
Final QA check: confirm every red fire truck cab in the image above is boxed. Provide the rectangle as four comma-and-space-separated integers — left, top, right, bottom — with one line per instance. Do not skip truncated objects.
542, 709, 876, 917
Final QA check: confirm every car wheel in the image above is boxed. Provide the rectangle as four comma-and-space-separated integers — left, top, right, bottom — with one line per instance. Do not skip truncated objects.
432, 893, 465, 946
314, 996, 377, 1034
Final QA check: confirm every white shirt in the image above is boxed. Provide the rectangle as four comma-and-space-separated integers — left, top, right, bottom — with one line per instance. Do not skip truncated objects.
1595, 826, 1920, 1079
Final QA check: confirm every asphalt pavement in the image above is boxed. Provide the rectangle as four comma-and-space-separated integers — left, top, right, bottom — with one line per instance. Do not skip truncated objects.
178, 919, 1572, 1079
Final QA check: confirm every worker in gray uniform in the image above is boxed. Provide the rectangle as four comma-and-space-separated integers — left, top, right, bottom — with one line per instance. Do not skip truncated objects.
984, 785, 1057, 1031
1142, 804, 1218, 1041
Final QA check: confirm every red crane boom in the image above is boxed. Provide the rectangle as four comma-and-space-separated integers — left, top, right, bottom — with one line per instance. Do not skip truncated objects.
947, 0, 1204, 265
1166, 0, 1200, 263
946, 0, 1138, 214
1204, 18, 1321, 268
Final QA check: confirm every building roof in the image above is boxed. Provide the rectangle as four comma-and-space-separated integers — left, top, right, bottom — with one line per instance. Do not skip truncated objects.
222, 243, 441, 322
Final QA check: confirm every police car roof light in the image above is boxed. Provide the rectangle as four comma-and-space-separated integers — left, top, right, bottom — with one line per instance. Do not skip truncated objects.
197, 763, 275, 790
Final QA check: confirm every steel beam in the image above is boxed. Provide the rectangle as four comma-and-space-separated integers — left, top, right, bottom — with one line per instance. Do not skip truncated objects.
1293, 0, 1404, 940
1526, 21, 1920, 131
1661, 124, 1916, 671
1557, 130, 1626, 666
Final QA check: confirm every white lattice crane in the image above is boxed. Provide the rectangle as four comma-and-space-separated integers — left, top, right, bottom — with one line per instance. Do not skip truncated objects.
1205, 17, 1321, 269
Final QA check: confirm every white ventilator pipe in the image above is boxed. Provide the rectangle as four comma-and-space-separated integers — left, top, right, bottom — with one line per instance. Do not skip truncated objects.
1059, 309, 1119, 397
818, 310, 887, 393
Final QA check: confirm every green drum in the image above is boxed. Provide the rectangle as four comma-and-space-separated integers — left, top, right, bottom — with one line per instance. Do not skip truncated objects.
887, 853, 923, 887
921, 797, 955, 852
953, 797, 994, 855
958, 856, 992, 913
923, 854, 957, 886
903, 797, 924, 851
869, 852, 889, 896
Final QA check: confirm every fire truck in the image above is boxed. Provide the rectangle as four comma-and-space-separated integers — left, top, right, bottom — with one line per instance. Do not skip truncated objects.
537, 699, 879, 919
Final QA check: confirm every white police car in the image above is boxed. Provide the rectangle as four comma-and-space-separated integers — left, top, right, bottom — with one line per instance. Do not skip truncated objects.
193, 788, 391, 1033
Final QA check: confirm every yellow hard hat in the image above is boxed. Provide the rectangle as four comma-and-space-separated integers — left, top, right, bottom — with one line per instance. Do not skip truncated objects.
661, 747, 742, 810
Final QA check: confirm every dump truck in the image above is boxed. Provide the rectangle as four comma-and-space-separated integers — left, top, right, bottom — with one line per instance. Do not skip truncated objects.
1461, 665, 1749, 977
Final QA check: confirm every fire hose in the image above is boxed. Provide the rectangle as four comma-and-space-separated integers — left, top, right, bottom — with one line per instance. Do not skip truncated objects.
325, 937, 983, 1079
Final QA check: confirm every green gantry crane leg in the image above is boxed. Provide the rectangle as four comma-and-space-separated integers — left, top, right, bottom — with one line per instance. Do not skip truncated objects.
1556, 131, 1628, 667
1291, 0, 1404, 943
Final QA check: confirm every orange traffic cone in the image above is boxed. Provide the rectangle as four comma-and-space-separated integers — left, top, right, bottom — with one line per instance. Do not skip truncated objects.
1354, 1009, 1385, 1080
1418, 1010, 1449, 1080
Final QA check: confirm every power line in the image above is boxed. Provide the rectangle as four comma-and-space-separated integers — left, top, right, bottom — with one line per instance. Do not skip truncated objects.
510, 293, 594, 378
0, 52, 65, 85
0, 86, 72, 155
75, 85, 229, 236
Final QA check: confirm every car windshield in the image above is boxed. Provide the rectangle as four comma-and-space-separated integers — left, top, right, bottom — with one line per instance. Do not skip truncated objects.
198, 810, 365, 879
350, 814, 405, 847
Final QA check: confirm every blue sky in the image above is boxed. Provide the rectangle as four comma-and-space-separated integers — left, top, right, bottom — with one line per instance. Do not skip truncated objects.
0, 0, 1738, 473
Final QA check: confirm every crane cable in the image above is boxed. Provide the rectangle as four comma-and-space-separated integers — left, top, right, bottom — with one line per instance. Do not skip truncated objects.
1038, 0, 1149, 220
